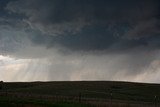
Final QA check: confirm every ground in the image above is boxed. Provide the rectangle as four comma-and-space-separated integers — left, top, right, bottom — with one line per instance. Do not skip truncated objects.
0, 81, 160, 107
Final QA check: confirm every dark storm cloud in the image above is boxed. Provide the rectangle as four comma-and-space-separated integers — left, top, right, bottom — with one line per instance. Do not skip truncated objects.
5, 0, 160, 52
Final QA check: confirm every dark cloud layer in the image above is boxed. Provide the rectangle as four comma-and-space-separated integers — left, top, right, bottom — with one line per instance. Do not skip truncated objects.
4, 0, 160, 52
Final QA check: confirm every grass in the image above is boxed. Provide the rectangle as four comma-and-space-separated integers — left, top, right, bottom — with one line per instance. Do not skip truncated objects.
0, 96, 91, 107
0, 81, 160, 106
2, 81, 160, 101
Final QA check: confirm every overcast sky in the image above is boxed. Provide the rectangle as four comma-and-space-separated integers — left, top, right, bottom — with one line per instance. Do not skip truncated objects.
0, 0, 160, 82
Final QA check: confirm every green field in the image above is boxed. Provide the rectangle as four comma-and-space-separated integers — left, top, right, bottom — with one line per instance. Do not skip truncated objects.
0, 81, 160, 107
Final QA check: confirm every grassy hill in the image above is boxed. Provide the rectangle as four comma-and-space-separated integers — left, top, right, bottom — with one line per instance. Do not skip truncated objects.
0, 81, 160, 106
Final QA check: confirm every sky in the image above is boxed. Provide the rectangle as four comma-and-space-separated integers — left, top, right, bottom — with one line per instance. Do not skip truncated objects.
0, 0, 160, 82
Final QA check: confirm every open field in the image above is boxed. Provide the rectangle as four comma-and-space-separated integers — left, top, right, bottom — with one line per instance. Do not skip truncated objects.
0, 81, 160, 107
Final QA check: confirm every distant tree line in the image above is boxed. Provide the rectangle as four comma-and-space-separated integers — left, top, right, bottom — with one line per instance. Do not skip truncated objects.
0, 81, 3, 90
